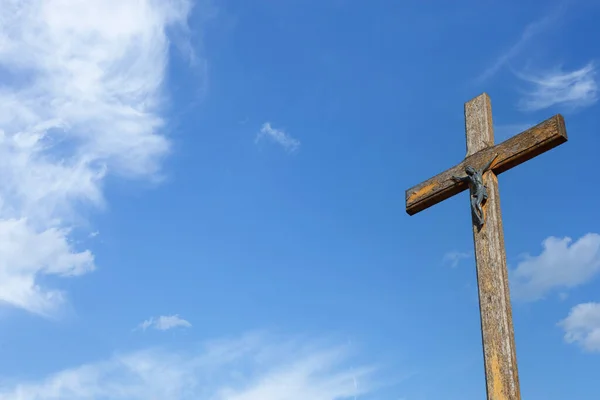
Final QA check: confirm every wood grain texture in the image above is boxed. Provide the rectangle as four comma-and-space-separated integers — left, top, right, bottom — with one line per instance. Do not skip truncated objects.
465, 93, 494, 156
465, 94, 520, 400
405, 113, 567, 215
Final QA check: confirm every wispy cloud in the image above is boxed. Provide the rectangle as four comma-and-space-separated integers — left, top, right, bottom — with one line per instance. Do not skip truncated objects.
256, 122, 301, 152
510, 233, 600, 302
558, 302, 600, 352
493, 123, 533, 141
138, 315, 192, 331
0, 333, 377, 400
477, 8, 562, 82
443, 251, 471, 268
516, 63, 598, 111
0, 0, 193, 315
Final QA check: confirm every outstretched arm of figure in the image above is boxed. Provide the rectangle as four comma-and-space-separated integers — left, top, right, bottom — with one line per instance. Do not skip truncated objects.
451, 175, 469, 183
481, 153, 499, 173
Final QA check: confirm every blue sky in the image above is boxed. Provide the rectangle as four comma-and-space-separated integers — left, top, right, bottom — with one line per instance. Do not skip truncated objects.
0, 0, 599, 399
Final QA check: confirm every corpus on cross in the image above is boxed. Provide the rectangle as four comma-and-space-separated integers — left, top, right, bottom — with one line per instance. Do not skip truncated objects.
451, 153, 498, 228
405, 93, 567, 400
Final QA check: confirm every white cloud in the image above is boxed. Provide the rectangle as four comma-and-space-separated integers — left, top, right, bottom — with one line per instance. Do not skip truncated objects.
558, 302, 600, 352
256, 122, 300, 152
0, 218, 94, 316
0, 333, 376, 400
516, 63, 598, 111
510, 234, 600, 302
0, 0, 193, 315
443, 251, 470, 268
138, 314, 192, 331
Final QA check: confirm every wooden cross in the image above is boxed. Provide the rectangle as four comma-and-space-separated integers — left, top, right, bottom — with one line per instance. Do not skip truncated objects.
405, 93, 567, 400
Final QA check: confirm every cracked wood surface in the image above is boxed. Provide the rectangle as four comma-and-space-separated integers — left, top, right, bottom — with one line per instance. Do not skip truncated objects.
405, 113, 567, 216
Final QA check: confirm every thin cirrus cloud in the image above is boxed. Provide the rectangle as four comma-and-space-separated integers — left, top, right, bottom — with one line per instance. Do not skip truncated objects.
510, 233, 600, 302
442, 251, 471, 268
515, 63, 598, 112
256, 122, 301, 153
0, 0, 194, 316
493, 123, 533, 142
138, 315, 192, 331
558, 302, 600, 353
475, 6, 598, 112
476, 7, 563, 82
0, 333, 377, 400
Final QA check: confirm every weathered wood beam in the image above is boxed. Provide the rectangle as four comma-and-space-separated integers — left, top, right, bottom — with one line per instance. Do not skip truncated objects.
405, 114, 567, 216
465, 93, 520, 400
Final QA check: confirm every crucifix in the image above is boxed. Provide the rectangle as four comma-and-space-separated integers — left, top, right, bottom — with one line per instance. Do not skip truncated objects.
405, 93, 567, 400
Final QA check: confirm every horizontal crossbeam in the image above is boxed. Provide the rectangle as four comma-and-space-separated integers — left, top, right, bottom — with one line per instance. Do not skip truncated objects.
405, 114, 567, 216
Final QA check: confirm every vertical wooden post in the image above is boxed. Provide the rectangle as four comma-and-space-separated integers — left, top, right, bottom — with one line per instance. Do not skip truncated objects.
465, 94, 520, 400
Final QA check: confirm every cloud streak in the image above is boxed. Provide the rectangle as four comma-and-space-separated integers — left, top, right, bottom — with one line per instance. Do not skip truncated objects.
0, 0, 193, 315
493, 123, 533, 141
0, 333, 376, 400
256, 122, 301, 152
516, 63, 598, 111
443, 251, 470, 268
138, 314, 192, 331
477, 8, 562, 82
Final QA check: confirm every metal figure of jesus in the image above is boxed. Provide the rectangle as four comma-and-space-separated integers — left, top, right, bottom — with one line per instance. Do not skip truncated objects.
452, 154, 498, 228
